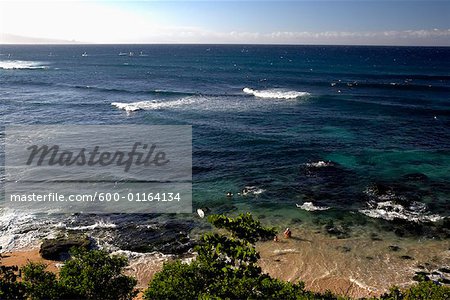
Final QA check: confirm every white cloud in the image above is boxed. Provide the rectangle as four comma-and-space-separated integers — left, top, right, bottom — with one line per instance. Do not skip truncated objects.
0, 1, 449, 45
143, 28, 450, 45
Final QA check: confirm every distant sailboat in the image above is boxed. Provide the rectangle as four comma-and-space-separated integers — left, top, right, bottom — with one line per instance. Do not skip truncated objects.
81, 52, 88, 57
128, 52, 134, 57
138, 51, 148, 57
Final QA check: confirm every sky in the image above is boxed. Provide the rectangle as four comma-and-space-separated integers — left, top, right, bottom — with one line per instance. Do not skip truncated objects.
0, 0, 449, 45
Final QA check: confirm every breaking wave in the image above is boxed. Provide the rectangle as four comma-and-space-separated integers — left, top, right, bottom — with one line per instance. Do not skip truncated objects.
359, 201, 444, 223
296, 202, 331, 211
56, 220, 117, 231
111, 97, 198, 112
0, 60, 48, 70
243, 87, 310, 99
0, 208, 57, 252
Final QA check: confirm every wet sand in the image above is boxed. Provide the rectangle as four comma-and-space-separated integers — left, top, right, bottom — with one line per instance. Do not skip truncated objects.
2, 229, 449, 299
257, 228, 450, 298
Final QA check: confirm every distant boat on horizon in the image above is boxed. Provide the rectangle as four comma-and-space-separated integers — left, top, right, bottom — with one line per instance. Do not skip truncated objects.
81, 52, 88, 57
118, 52, 127, 56
139, 51, 148, 57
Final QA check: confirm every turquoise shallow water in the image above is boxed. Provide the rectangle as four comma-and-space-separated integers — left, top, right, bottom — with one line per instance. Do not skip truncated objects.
0, 45, 449, 252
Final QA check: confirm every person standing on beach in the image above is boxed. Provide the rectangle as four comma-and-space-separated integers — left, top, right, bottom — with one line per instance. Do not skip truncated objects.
284, 228, 291, 239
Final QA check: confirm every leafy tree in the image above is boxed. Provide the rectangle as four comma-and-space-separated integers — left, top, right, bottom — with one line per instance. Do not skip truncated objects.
58, 248, 137, 300
21, 262, 61, 300
0, 249, 26, 300
0, 264, 26, 300
380, 280, 450, 300
208, 213, 276, 243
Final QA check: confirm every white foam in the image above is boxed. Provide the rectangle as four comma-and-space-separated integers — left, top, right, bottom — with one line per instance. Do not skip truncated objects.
296, 202, 331, 211
241, 186, 266, 196
112, 249, 173, 261
0, 208, 56, 252
243, 87, 310, 99
111, 97, 197, 112
0, 60, 48, 70
57, 219, 117, 231
273, 248, 298, 254
359, 201, 444, 223
349, 277, 379, 292
306, 160, 334, 168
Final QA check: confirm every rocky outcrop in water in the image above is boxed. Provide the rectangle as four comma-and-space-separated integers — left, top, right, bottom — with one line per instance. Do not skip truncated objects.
111, 219, 197, 255
40, 234, 92, 261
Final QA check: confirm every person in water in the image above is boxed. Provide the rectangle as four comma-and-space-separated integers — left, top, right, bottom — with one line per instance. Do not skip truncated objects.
284, 228, 292, 239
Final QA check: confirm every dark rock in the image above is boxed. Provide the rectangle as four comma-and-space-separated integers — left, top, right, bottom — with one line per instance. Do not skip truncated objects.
438, 267, 450, 274
439, 278, 450, 284
417, 265, 425, 269
431, 271, 441, 275
389, 245, 401, 252
370, 233, 382, 241
40, 234, 92, 261
388, 218, 425, 237
297, 160, 360, 209
413, 272, 430, 282
403, 173, 429, 182
290, 218, 302, 224
364, 182, 422, 207
336, 246, 351, 253
112, 219, 196, 255
400, 255, 414, 260
324, 221, 350, 239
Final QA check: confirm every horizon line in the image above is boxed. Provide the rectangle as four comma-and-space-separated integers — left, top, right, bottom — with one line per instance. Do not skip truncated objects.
1, 42, 450, 48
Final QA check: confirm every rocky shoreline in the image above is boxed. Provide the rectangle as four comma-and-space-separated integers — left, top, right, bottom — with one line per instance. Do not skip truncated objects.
2, 225, 449, 299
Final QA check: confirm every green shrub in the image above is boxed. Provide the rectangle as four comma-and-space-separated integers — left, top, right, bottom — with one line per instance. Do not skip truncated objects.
58, 248, 137, 300
0, 263, 26, 300
381, 280, 450, 300
207, 212, 277, 243
21, 262, 61, 300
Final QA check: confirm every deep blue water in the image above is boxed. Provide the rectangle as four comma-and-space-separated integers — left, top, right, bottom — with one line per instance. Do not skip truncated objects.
1, 45, 449, 250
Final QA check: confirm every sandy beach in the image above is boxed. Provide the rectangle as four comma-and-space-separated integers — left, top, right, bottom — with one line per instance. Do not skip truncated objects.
2, 227, 449, 299
257, 228, 450, 298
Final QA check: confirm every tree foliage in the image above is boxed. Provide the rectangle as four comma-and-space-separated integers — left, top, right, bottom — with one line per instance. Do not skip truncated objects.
21, 262, 61, 300
58, 248, 137, 300
0, 248, 137, 300
380, 280, 450, 300
0, 263, 26, 300
207, 212, 276, 243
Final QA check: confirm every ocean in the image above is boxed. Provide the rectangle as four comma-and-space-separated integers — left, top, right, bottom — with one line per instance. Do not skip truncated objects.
0, 44, 449, 256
